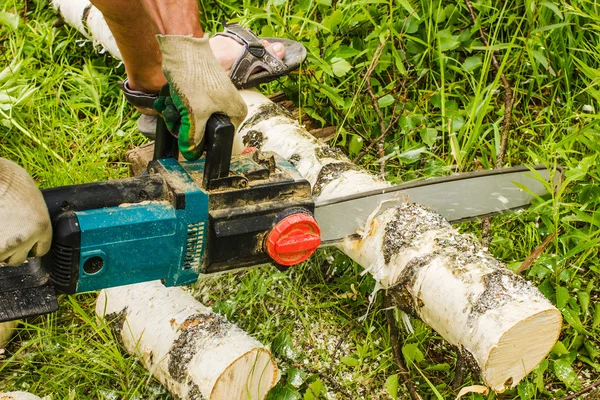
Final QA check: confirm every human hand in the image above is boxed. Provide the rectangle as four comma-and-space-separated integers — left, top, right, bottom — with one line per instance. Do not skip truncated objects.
0, 159, 52, 266
154, 35, 248, 161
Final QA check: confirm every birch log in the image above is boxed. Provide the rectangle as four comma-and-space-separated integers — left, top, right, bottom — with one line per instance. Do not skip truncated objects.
96, 281, 279, 400
50, 3, 562, 391
51, 0, 122, 60
0, 393, 42, 400
234, 90, 562, 392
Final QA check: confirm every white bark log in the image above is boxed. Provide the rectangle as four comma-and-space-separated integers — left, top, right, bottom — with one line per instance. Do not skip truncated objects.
235, 90, 562, 392
96, 281, 279, 400
0, 321, 17, 349
48, 6, 562, 392
51, 0, 122, 60
0, 393, 42, 400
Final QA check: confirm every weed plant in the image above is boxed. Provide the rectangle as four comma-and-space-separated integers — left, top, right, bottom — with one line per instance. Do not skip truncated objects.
0, 0, 599, 399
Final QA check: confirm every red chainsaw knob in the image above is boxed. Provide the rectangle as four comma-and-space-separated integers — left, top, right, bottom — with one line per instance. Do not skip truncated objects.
241, 146, 258, 154
266, 213, 321, 266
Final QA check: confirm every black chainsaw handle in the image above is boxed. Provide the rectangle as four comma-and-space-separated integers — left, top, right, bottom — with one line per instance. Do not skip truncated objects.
42, 174, 168, 219
151, 84, 236, 191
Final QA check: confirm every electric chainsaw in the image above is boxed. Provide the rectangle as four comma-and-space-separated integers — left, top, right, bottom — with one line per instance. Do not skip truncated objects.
0, 108, 561, 323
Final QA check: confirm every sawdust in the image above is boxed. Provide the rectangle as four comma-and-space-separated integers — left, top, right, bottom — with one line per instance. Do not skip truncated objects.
242, 130, 264, 149
382, 204, 449, 264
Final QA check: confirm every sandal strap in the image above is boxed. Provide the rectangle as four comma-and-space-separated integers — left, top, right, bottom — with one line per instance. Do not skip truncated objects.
220, 22, 265, 58
118, 78, 159, 113
216, 23, 287, 88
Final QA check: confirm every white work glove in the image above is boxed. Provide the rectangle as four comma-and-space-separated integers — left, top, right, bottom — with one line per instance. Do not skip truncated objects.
0, 158, 52, 266
154, 35, 248, 161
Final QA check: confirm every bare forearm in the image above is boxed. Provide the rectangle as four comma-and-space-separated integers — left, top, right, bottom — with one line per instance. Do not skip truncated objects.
138, 0, 203, 36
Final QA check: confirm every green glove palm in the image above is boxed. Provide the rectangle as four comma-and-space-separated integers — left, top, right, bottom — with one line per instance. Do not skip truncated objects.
155, 35, 248, 161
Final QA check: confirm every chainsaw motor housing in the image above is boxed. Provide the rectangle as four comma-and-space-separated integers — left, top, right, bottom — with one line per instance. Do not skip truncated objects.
44, 150, 317, 294
0, 113, 321, 322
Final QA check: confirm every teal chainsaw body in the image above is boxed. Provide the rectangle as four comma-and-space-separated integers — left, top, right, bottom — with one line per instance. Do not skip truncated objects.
64, 158, 209, 293
0, 113, 319, 322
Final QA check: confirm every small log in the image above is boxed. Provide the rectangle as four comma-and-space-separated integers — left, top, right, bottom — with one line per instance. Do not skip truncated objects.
0, 393, 42, 400
51, 0, 122, 59
96, 281, 279, 400
234, 90, 561, 392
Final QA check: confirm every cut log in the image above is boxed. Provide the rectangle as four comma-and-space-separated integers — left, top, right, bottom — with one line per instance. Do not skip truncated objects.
233, 90, 562, 392
51, 0, 122, 59
96, 281, 279, 400
0, 321, 17, 349
0, 393, 42, 400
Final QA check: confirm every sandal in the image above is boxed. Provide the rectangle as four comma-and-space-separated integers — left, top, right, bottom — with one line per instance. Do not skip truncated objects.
118, 79, 159, 139
215, 22, 307, 89
120, 23, 306, 139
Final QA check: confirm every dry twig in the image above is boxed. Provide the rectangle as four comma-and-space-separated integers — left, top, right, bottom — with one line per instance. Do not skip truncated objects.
353, 44, 405, 168
517, 231, 558, 274
560, 379, 600, 400
384, 293, 423, 400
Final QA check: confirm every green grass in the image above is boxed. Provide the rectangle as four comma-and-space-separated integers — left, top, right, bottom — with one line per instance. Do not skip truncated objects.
1, 0, 600, 399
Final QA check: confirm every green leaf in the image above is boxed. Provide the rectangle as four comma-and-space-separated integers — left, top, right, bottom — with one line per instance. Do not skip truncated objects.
562, 308, 587, 334
462, 56, 482, 72
518, 380, 535, 399
402, 343, 424, 365
348, 135, 364, 157
331, 57, 352, 77
451, 115, 464, 131
272, 330, 297, 360
334, 46, 360, 59
594, 303, 600, 328
579, 355, 600, 371
541, 1, 563, 20
385, 374, 399, 400
398, 0, 418, 18
553, 359, 582, 390
0, 12, 19, 31
304, 379, 324, 400
437, 29, 460, 52
578, 291, 590, 314
267, 383, 302, 400
420, 128, 438, 147
551, 341, 569, 356
315, 83, 345, 108
532, 50, 549, 70
287, 367, 307, 388
322, 10, 343, 31
556, 285, 570, 309
425, 363, 451, 372
405, 16, 420, 34
584, 340, 600, 360
533, 360, 548, 391
378, 94, 395, 108
341, 356, 360, 367
397, 146, 427, 164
